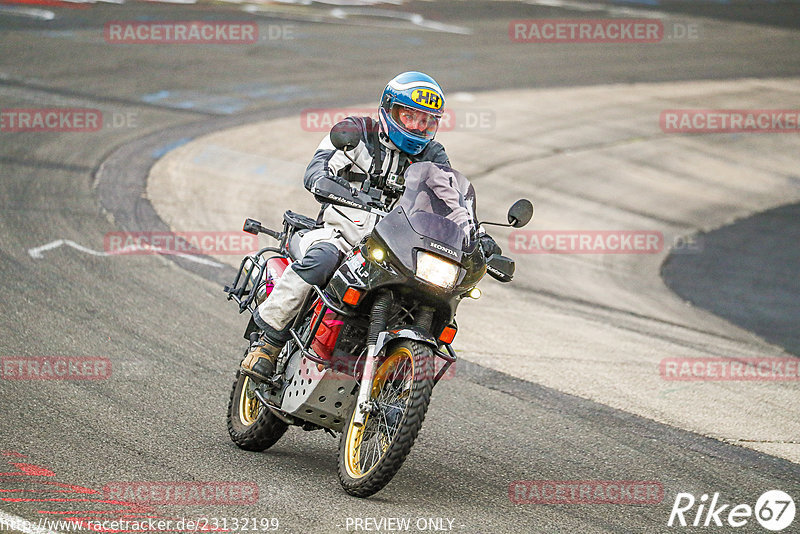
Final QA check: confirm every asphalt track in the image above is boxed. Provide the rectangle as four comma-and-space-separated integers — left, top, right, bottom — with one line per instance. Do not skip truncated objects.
1, 1, 799, 534
663, 202, 800, 358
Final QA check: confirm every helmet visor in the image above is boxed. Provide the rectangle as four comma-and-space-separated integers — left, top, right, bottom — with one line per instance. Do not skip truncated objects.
390, 104, 440, 140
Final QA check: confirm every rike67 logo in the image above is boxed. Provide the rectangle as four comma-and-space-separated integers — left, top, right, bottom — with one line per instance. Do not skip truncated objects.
668, 490, 795, 531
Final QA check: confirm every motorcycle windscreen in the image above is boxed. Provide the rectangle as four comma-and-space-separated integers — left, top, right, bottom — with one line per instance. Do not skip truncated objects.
394, 162, 478, 251
407, 211, 465, 252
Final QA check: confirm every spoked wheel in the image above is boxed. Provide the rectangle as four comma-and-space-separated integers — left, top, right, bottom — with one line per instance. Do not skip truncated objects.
337, 340, 434, 497
226, 365, 288, 451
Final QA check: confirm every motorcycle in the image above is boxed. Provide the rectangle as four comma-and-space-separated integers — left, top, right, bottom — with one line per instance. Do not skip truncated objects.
224, 123, 533, 497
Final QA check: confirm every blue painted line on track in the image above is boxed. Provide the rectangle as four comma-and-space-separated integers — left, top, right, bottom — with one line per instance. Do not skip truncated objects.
151, 137, 192, 159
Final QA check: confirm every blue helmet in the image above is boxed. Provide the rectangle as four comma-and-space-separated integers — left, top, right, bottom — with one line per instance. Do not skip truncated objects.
378, 71, 445, 155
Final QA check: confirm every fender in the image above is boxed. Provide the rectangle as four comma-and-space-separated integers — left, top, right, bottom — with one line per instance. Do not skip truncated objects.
374, 326, 438, 357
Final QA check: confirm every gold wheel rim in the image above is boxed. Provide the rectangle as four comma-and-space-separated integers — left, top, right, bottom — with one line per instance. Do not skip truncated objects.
238, 375, 260, 426
344, 347, 414, 479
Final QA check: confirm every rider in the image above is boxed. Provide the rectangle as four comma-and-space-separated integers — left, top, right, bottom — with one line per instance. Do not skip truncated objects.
241, 71, 498, 382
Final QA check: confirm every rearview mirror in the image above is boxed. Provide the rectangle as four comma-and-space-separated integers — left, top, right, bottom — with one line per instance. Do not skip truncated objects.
508, 199, 533, 228
330, 121, 361, 152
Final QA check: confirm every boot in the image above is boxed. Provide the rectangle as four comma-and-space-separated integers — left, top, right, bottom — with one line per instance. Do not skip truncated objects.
241, 337, 284, 382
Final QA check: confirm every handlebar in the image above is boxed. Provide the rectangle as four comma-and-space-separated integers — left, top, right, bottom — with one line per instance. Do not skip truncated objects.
312, 177, 387, 217
242, 218, 282, 239
263, 227, 282, 239
370, 206, 388, 217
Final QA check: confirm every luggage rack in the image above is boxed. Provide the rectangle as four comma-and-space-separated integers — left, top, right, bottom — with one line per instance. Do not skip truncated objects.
224, 210, 320, 314
225, 243, 355, 367
224, 246, 283, 314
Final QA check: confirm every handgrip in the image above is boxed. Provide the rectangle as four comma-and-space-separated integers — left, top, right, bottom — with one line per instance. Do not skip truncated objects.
243, 218, 281, 240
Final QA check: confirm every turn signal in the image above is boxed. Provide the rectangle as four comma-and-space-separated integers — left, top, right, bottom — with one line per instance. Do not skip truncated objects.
343, 287, 363, 306
439, 325, 457, 345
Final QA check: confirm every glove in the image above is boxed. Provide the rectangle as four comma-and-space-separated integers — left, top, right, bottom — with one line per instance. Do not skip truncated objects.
479, 233, 501, 257
329, 175, 360, 197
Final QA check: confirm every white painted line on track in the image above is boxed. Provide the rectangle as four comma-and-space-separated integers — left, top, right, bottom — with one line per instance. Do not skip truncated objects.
0, 6, 55, 20
272, 0, 403, 4
143, 0, 196, 4
241, 4, 471, 35
27, 239, 224, 268
329, 8, 472, 34
526, 0, 669, 18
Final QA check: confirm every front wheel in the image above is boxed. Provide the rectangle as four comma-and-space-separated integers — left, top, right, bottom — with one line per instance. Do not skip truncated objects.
337, 340, 434, 498
226, 366, 288, 451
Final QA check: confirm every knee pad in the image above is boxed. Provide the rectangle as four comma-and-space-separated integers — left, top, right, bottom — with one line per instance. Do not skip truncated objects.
292, 242, 343, 287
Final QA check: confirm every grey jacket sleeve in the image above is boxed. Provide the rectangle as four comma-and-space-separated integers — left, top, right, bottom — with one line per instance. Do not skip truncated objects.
303, 117, 372, 192
417, 139, 450, 167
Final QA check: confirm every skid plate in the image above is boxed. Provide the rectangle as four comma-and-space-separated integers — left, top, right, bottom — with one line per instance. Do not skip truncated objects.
280, 352, 358, 432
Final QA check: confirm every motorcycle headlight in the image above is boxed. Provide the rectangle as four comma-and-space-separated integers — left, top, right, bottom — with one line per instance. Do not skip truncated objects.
416, 251, 459, 289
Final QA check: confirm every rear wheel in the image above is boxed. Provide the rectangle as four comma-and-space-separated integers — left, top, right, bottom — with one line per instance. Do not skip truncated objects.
226, 365, 288, 451
337, 340, 434, 497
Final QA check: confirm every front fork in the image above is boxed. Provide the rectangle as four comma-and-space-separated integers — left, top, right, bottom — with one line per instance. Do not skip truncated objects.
352, 295, 434, 427
352, 343, 378, 427
352, 290, 391, 427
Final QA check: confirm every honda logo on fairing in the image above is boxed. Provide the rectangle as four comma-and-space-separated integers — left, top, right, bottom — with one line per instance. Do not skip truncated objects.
429, 242, 457, 257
